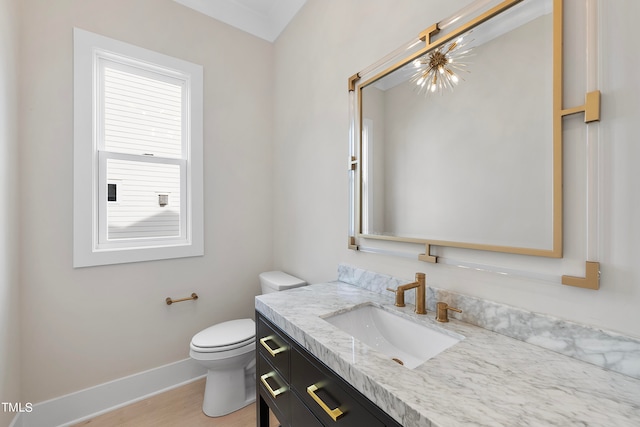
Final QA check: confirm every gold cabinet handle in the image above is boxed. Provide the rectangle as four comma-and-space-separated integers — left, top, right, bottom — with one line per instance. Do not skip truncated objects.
259, 336, 286, 357
306, 383, 345, 421
260, 372, 287, 399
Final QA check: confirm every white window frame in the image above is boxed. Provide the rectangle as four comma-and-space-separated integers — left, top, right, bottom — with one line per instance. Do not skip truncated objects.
73, 28, 204, 267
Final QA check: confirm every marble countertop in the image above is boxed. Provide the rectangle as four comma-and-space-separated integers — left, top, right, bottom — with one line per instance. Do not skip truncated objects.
255, 282, 640, 427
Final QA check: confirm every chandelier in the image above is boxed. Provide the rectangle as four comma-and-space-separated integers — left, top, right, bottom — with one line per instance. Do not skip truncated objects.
410, 33, 474, 95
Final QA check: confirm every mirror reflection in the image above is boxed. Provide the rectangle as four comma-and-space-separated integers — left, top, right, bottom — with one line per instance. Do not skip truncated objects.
359, 0, 555, 251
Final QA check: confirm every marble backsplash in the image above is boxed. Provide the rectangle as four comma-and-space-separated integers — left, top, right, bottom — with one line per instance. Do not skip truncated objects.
337, 264, 640, 380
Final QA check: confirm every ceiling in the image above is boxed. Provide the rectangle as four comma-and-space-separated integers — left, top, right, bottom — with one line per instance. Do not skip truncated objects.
173, 0, 307, 42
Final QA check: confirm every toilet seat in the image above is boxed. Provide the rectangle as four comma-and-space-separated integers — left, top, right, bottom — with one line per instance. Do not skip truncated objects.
190, 318, 255, 353
190, 340, 256, 361
191, 337, 255, 353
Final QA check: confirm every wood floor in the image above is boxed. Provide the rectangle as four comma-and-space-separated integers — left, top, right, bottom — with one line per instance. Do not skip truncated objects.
71, 378, 279, 427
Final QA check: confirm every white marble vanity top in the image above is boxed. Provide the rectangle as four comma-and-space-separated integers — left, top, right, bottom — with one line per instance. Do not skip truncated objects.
255, 282, 640, 427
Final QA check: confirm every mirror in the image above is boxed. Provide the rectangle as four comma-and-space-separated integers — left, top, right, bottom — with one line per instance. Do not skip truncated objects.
354, 0, 561, 257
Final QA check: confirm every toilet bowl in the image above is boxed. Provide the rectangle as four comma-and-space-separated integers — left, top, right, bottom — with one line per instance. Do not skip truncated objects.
189, 319, 256, 417
190, 271, 306, 417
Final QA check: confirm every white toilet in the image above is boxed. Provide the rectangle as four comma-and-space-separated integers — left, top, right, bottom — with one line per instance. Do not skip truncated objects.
189, 271, 306, 417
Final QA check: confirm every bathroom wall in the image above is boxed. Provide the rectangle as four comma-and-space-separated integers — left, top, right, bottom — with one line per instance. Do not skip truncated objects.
273, 0, 469, 280
0, 0, 20, 423
18, 0, 274, 403
273, 0, 640, 339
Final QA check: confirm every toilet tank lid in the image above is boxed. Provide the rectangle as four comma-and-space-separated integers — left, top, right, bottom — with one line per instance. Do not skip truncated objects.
191, 318, 255, 348
260, 271, 306, 290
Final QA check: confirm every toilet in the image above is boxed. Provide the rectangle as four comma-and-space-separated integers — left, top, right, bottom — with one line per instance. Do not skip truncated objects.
190, 271, 306, 417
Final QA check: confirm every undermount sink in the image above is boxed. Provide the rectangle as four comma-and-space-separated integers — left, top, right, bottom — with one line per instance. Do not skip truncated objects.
323, 304, 463, 369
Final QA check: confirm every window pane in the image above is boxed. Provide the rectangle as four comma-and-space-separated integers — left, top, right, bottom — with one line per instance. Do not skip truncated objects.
103, 66, 183, 158
106, 159, 181, 240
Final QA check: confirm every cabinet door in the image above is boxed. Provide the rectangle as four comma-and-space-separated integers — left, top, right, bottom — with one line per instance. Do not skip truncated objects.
291, 349, 385, 427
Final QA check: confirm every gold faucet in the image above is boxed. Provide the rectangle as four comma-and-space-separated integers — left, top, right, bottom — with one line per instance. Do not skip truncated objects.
387, 273, 426, 315
435, 302, 462, 323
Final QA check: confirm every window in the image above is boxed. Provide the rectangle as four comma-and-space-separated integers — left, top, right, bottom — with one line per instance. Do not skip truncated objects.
73, 28, 203, 267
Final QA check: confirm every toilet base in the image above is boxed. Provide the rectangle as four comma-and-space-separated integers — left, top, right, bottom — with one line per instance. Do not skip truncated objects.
202, 365, 256, 417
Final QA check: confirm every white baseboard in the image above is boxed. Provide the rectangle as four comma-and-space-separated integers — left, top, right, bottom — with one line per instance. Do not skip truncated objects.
8, 413, 22, 427
15, 358, 206, 427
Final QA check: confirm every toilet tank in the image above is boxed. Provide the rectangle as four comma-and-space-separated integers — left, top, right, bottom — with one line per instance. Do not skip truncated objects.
259, 271, 306, 294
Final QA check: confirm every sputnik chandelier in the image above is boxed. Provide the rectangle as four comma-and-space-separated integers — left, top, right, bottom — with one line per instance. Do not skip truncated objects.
410, 33, 474, 95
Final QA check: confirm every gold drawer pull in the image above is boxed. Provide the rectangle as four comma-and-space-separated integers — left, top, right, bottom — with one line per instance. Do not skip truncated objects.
307, 383, 345, 422
259, 336, 286, 357
260, 372, 287, 399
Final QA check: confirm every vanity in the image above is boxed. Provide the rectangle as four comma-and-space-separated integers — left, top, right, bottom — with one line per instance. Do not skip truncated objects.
255, 268, 640, 427
256, 312, 402, 427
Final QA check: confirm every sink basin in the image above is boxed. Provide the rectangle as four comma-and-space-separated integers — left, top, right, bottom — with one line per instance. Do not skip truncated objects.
323, 304, 463, 369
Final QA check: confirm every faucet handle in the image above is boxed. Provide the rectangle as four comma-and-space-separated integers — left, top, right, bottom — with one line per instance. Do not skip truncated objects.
435, 302, 462, 323
386, 287, 406, 307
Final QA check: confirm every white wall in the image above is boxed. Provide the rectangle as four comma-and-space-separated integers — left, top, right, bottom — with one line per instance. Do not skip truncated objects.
0, 0, 21, 424
273, 0, 640, 339
18, 0, 274, 403
273, 0, 470, 279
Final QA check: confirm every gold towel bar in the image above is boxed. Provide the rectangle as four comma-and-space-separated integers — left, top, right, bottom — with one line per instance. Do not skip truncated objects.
166, 293, 198, 305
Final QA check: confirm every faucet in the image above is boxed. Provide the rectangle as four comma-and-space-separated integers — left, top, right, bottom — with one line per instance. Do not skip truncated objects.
387, 272, 426, 314
435, 302, 462, 323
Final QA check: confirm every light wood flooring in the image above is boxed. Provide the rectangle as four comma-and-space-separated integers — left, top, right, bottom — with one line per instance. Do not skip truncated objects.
71, 378, 279, 427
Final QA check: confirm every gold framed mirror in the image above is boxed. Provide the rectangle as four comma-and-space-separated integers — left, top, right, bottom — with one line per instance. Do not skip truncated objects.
348, 0, 600, 270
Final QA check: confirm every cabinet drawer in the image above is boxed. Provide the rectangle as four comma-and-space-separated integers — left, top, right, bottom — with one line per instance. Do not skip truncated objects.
258, 353, 290, 426
291, 349, 385, 427
257, 318, 290, 381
